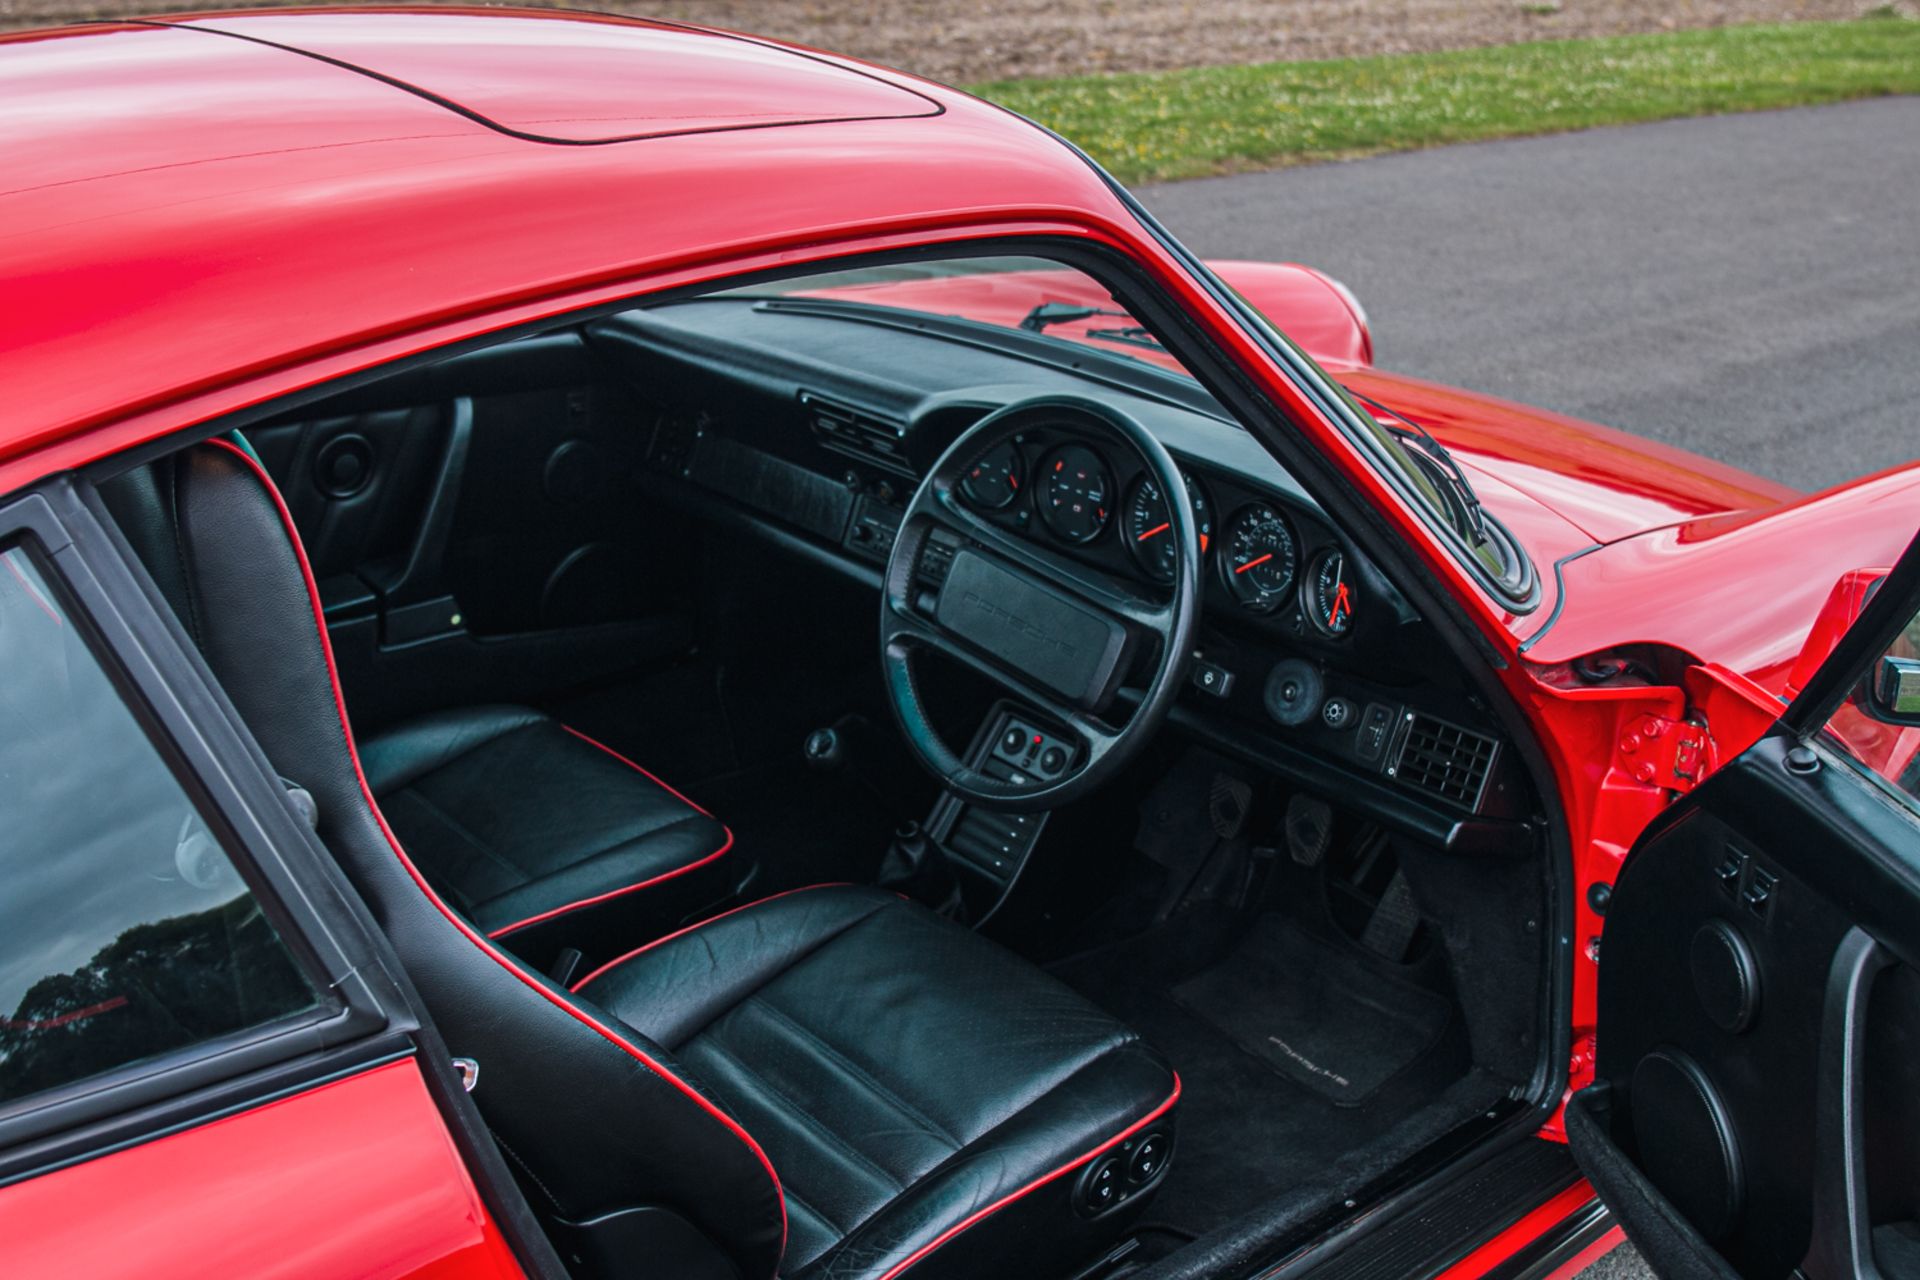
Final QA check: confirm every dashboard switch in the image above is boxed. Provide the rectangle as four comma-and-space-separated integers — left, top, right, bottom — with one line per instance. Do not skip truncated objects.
1321, 697, 1354, 730
1355, 703, 1396, 763
1191, 659, 1235, 698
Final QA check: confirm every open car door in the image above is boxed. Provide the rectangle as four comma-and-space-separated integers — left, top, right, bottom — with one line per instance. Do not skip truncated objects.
1567, 527, 1920, 1278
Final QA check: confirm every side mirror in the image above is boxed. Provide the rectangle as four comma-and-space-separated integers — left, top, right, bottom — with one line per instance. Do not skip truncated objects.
1869, 654, 1920, 725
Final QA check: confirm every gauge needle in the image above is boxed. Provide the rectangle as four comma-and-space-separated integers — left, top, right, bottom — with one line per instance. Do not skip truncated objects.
1234, 553, 1273, 575
1328, 582, 1352, 628
1136, 522, 1170, 542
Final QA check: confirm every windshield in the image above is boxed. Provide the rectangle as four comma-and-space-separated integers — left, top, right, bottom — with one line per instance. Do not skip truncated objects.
718, 256, 1191, 377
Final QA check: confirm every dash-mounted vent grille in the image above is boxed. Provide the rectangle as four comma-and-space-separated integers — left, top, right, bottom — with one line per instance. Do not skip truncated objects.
802, 392, 914, 477
1389, 713, 1499, 811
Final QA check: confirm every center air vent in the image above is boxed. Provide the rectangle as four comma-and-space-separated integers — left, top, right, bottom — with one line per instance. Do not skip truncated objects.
1389, 713, 1499, 811
802, 392, 914, 477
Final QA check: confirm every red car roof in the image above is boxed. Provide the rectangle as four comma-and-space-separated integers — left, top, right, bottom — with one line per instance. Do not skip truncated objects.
177, 10, 943, 142
0, 9, 1132, 475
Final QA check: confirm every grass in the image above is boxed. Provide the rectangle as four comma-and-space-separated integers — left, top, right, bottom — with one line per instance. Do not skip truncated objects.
967, 15, 1920, 184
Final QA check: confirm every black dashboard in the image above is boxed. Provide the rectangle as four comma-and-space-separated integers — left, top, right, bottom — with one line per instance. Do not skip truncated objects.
587, 298, 1529, 846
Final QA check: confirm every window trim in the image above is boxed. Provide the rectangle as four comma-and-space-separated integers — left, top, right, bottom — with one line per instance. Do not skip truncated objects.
0, 485, 395, 1156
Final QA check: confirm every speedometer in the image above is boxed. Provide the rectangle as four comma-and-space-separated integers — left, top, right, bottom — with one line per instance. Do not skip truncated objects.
1222, 504, 1298, 612
1125, 472, 1212, 582
1038, 443, 1112, 544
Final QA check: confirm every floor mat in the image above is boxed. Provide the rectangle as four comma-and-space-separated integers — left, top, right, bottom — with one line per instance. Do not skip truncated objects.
1172, 915, 1450, 1106
1051, 903, 1487, 1237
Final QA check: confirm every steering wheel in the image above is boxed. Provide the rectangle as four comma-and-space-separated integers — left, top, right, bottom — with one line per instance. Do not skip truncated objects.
880, 395, 1202, 812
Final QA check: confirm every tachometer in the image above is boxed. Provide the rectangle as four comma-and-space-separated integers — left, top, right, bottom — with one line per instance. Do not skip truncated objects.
1038, 443, 1112, 544
1126, 472, 1212, 582
1222, 504, 1297, 612
959, 440, 1023, 510
1306, 548, 1356, 638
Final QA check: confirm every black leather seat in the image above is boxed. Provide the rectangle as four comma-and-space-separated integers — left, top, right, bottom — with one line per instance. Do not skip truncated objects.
358, 704, 731, 942
96, 437, 1180, 1280
575, 883, 1180, 1274
101, 452, 733, 957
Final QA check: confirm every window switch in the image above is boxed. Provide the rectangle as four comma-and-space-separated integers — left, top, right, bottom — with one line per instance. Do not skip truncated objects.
1742, 866, 1776, 919
1714, 849, 1748, 897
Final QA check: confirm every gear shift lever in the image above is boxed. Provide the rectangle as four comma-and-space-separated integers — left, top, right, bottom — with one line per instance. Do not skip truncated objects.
879, 819, 963, 919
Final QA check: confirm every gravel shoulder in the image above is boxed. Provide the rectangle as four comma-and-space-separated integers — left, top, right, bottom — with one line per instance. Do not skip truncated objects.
0, 0, 1895, 83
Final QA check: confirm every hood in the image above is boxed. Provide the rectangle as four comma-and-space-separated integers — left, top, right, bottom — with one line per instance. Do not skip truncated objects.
1524, 462, 1920, 695
1339, 368, 1799, 548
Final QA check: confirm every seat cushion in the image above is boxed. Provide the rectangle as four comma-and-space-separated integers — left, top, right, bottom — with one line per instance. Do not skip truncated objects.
576, 885, 1180, 1279
359, 705, 732, 944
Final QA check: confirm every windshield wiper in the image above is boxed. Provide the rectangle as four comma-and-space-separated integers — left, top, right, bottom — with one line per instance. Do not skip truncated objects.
1345, 387, 1488, 544
1085, 324, 1164, 351
1019, 302, 1135, 332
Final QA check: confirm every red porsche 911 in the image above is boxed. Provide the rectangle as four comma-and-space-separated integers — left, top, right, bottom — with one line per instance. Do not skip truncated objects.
1, 11, 1916, 1280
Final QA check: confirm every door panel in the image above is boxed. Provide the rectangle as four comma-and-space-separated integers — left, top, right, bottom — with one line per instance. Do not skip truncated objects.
0, 1059, 524, 1280
249, 332, 702, 729
1576, 732, 1920, 1275
1573, 531, 1920, 1279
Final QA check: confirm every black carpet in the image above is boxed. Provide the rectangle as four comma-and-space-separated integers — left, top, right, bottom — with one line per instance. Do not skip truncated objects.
1053, 907, 1479, 1237
1171, 916, 1451, 1106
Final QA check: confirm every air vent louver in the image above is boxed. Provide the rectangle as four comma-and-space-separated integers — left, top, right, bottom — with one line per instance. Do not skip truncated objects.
802, 392, 914, 477
1389, 713, 1499, 811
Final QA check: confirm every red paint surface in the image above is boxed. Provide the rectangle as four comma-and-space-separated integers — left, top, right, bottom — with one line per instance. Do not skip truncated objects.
183, 10, 942, 141
1434, 1179, 1610, 1278
0, 1059, 524, 1279
1528, 465, 1920, 696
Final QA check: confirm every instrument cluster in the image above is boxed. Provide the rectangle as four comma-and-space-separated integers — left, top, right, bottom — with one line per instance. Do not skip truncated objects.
956, 425, 1360, 643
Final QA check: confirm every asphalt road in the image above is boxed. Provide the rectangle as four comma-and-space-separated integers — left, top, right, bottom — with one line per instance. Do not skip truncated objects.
1139, 96, 1920, 496
1142, 97, 1920, 1278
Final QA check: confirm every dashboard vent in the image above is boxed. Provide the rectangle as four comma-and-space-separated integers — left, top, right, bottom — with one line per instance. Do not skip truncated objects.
1389, 713, 1499, 811
802, 392, 914, 477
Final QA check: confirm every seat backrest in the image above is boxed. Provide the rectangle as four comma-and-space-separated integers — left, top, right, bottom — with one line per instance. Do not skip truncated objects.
98, 442, 786, 1277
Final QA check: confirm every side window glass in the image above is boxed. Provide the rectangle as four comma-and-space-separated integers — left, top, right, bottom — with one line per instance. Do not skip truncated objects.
0, 544, 319, 1105
1823, 598, 1920, 809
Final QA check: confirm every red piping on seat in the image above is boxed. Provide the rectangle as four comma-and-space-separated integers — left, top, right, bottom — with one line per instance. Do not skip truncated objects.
874, 1074, 1182, 1280
560, 724, 717, 816
571, 882, 851, 992
202, 440, 790, 1269
483, 725, 740, 939
487, 832, 735, 940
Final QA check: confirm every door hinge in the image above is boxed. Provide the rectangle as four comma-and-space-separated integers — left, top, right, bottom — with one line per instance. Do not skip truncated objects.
1618, 713, 1716, 794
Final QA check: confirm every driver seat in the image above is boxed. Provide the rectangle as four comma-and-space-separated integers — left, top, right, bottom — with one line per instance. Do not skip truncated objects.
98, 437, 1179, 1280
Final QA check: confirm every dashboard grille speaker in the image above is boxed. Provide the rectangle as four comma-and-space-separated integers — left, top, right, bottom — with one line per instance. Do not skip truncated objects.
1390, 714, 1498, 810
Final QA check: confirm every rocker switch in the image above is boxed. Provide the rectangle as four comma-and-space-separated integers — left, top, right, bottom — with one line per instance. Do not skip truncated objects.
1714, 849, 1748, 898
